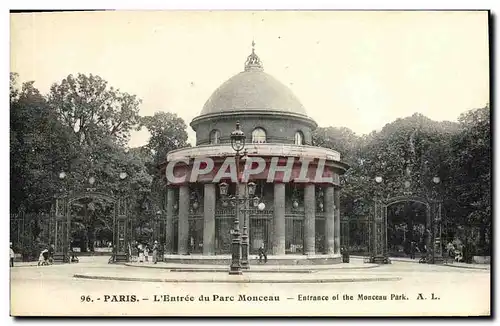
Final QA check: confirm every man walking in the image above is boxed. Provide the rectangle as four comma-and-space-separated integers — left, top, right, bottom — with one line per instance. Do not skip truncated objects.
10, 242, 15, 267
258, 244, 267, 263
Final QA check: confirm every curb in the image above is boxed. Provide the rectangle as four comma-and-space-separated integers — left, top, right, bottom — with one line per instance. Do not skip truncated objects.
73, 274, 401, 284
442, 264, 490, 271
123, 263, 380, 273
352, 256, 490, 271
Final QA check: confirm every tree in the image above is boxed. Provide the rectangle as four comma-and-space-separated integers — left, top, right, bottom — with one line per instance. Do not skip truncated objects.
10, 76, 78, 214
446, 105, 491, 255
47, 73, 141, 148
140, 111, 190, 165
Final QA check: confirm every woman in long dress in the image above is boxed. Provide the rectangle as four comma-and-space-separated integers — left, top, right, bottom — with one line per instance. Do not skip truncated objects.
144, 244, 149, 263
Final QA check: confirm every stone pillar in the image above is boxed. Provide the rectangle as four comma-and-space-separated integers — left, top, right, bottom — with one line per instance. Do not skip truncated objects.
304, 184, 315, 255
334, 187, 341, 255
178, 185, 189, 255
273, 183, 286, 255
165, 187, 175, 254
203, 183, 216, 255
324, 185, 335, 254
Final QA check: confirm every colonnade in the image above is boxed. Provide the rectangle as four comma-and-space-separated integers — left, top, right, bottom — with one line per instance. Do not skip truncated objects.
164, 183, 342, 256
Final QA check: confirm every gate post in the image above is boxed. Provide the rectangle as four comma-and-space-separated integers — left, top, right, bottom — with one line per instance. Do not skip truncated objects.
53, 197, 69, 263
370, 199, 389, 264
112, 197, 129, 263
431, 200, 444, 264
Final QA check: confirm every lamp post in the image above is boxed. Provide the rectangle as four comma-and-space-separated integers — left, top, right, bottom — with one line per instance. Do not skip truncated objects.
58, 171, 69, 263
431, 176, 444, 264
227, 121, 246, 275
218, 122, 268, 274
218, 180, 266, 271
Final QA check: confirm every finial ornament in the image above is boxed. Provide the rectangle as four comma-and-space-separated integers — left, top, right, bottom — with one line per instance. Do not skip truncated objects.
245, 40, 263, 71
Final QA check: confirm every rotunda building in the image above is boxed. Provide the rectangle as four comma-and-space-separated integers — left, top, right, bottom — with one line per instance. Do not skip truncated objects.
162, 45, 349, 262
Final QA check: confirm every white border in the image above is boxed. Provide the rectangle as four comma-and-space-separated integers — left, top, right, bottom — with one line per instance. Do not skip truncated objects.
3, 1, 496, 324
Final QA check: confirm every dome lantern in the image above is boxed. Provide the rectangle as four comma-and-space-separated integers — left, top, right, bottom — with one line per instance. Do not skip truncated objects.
244, 40, 263, 72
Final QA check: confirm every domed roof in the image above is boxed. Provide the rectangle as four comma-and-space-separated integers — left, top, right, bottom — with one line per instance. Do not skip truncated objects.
199, 43, 307, 117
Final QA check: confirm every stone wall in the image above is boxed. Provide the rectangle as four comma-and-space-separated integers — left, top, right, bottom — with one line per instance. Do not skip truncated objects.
194, 116, 314, 146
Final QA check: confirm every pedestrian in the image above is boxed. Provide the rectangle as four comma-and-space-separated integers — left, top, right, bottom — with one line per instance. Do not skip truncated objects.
410, 241, 416, 260
10, 242, 14, 267
258, 244, 267, 263
138, 243, 144, 263
153, 241, 159, 264
144, 244, 149, 263
446, 242, 455, 259
48, 244, 55, 264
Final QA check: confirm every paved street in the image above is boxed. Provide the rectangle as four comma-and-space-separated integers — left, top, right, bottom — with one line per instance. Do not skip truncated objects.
10, 256, 490, 316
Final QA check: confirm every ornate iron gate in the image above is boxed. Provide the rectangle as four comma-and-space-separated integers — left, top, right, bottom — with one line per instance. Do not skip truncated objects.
369, 196, 443, 264
51, 192, 130, 263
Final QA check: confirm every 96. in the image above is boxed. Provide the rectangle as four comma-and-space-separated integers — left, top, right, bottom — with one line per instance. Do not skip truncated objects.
81, 295, 94, 302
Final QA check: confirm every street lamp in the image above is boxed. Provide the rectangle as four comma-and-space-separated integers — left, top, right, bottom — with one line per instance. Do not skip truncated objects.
226, 121, 246, 275
218, 180, 266, 271
219, 122, 267, 274
87, 176, 96, 192
230, 121, 246, 152
431, 176, 443, 264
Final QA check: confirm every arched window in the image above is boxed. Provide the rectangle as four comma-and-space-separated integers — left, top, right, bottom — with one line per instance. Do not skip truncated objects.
209, 129, 221, 144
252, 128, 267, 143
294, 131, 304, 145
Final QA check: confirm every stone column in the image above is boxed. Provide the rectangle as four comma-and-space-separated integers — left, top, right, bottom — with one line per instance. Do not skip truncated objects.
165, 187, 175, 254
304, 184, 316, 255
203, 183, 216, 255
273, 183, 286, 255
334, 187, 341, 255
324, 185, 335, 254
178, 185, 189, 255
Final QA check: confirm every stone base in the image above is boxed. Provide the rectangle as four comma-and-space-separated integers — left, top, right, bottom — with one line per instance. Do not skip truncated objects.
472, 256, 491, 264
53, 253, 68, 263
162, 254, 342, 265
113, 253, 129, 263
370, 256, 391, 264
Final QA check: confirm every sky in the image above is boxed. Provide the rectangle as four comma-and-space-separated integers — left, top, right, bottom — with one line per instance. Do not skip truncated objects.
10, 10, 489, 147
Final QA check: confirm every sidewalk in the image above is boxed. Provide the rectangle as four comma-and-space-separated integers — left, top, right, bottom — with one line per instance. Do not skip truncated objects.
351, 255, 490, 271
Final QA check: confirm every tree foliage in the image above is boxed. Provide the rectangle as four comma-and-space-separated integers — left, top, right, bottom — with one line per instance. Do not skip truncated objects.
10, 73, 190, 253
313, 108, 491, 254
47, 73, 141, 147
